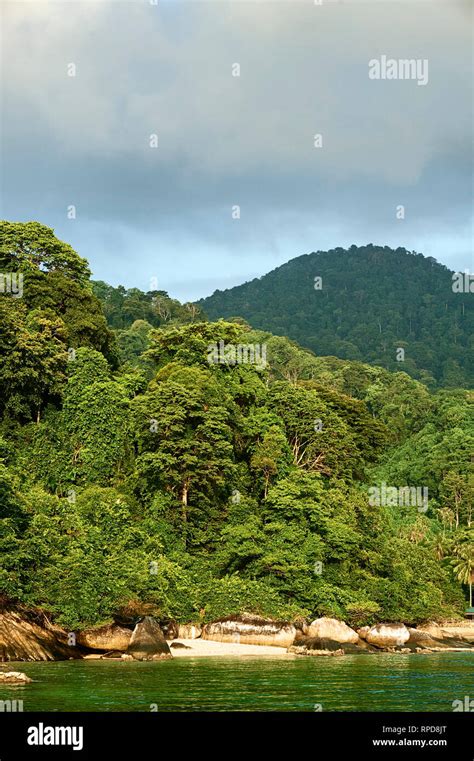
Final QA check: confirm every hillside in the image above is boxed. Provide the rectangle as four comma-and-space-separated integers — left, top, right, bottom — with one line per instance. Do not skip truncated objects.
199, 245, 473, 387
0, 223, 472, 632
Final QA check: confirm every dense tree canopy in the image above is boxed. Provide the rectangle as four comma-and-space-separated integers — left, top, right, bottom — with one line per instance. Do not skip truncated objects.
0, 224, 472, 630
0, 221, 90, 285
199, 245, 473, 388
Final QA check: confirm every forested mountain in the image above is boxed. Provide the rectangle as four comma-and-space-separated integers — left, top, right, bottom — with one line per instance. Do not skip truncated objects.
0, 223, 472, 632
199, 245, 473, 388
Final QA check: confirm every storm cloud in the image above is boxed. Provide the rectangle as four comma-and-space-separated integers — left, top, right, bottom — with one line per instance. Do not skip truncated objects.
1, 0, 472, 300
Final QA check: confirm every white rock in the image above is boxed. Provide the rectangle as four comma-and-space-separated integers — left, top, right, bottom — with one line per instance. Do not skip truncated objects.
202, 615, 296, 648
177, 624, 202, 640
366, 623, 410, 648
0, 671, 32, 683
307, 617, 359, 644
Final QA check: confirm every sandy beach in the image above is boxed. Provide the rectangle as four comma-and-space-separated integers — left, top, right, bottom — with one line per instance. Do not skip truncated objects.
169, 639, 291, 657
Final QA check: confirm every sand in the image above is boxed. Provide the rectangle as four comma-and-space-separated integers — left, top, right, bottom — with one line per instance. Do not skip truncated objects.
169, 639, 291, 657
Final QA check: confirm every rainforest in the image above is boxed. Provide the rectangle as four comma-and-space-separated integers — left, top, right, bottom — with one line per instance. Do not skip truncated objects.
0, 221, 472, 634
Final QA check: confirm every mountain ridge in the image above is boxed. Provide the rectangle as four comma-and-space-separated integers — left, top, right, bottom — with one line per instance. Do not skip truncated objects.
199, 244, 473, 387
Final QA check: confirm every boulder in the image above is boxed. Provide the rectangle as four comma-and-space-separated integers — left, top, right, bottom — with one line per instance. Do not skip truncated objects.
294, 618, 309, 635
305, 636, 346, 652
201, 614, 296, 648
293, 619, 309, 642
409, 625, 472, 651
407, 628, 442, 648
416, 622, 444, 638
366, 623, 410, 648
308, 617, 359, 644
162, 620, 179, 640
436, 623, 474, 643
292, 635, 377, 655
289, 645, 344, 656
357, 626, 370, 641
0, 671, 32, 684
127, 617, 172, 661
177, 624, 202, 640
293, 629, 307, 643
77, 624, 132, 652
0, 608, 80, 662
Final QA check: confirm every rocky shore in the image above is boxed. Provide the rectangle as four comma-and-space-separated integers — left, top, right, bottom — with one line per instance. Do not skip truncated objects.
0, 607, 81, 662
1, 606, 473, 663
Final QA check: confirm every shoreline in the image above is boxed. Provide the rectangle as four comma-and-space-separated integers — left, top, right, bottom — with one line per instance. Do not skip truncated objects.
169, 639, 291, 657
1, 609, 473, 663
2, 644, 473, 665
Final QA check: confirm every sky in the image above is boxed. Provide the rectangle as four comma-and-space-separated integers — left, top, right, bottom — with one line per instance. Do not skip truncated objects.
1, 0, 472, 302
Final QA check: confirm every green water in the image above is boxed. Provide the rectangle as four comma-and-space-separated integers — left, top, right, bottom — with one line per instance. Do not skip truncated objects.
1, 653, 472, 712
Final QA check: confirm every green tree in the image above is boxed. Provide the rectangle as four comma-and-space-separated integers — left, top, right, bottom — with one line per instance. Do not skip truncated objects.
0, 221, 90, 285
62, 348, 131, 484
250, 425, 291, 497
0, 300, 68, 421
451, 536, 474, 607
132, 365, 235, 546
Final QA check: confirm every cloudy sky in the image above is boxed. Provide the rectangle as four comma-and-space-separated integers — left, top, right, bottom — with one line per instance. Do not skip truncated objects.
1, 0, 472, 301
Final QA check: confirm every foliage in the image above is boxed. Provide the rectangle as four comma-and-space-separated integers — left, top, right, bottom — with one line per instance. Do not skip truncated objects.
199, 245, 473, 387
0, 228, 471, 629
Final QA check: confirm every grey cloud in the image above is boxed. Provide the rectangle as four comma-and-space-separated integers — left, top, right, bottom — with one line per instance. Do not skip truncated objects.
1, 0, 472, 300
